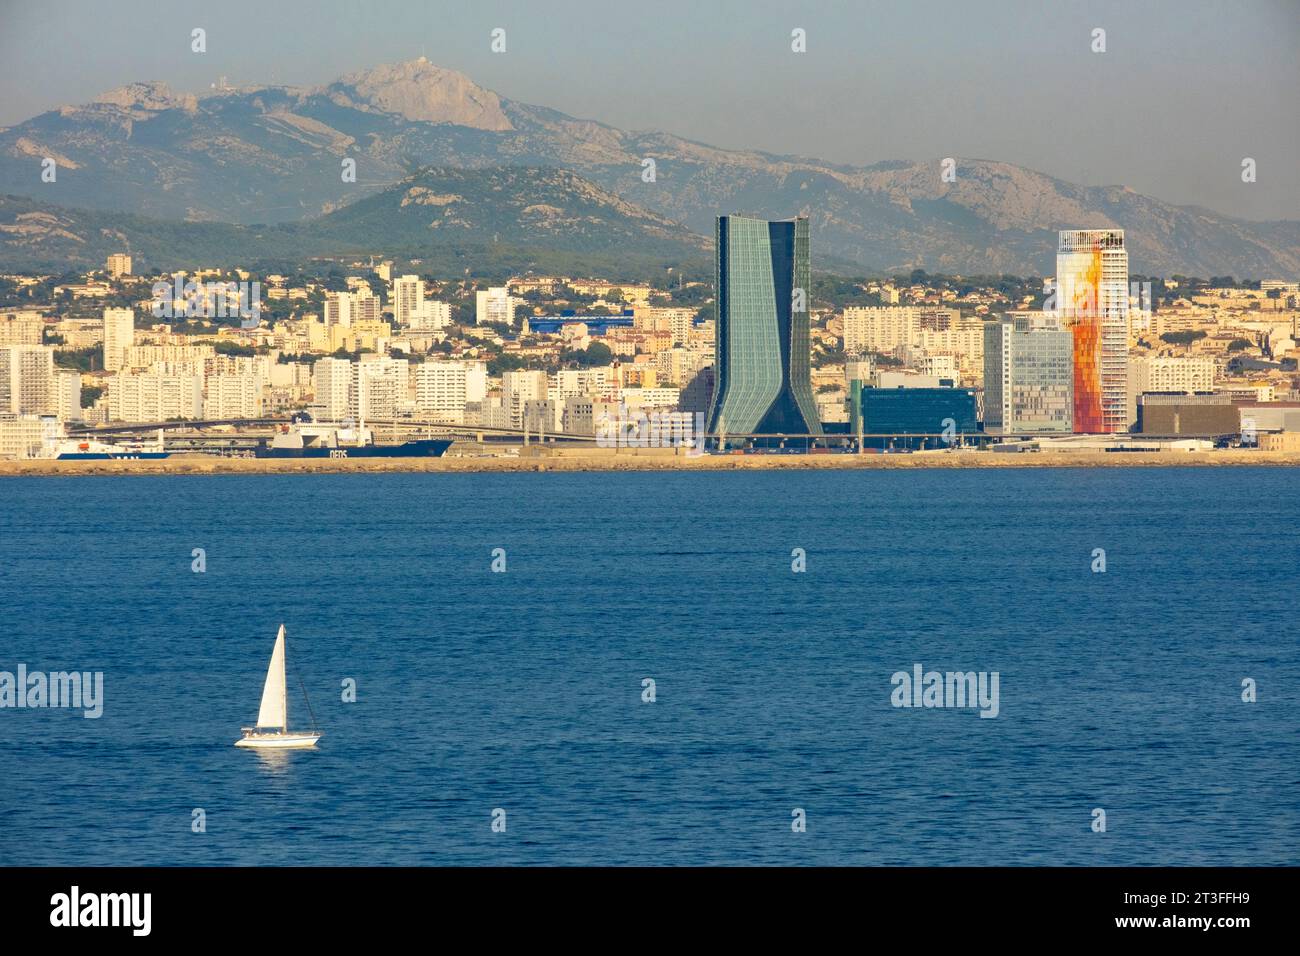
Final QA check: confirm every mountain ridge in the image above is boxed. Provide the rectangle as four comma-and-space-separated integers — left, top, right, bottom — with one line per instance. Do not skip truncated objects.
1, 59, 1296, 277
0, 165, 711, 275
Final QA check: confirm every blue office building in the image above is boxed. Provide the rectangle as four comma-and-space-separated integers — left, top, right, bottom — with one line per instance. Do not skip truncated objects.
851, 386, 980, 449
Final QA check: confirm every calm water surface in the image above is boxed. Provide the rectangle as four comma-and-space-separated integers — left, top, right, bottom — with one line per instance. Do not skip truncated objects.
0, 468, 1296, 865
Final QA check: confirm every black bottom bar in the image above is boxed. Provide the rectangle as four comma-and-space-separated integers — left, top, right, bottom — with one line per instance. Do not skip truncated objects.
0, 866, 1280, 941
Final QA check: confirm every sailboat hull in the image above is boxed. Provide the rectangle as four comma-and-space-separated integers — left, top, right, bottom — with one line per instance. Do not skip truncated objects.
234, 732, 321, 749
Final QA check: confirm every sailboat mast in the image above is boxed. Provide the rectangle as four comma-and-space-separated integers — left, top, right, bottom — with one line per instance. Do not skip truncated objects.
281, 629, 288, 731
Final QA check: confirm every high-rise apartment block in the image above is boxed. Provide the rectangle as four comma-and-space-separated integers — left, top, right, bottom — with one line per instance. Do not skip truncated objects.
108, 366, 203, 422
391, 276, 425, 328
408, 301, 452, 332
0, 344, 57, 416
205, 373, 264, 419
312, 356, 410, 422
842, 306, 983, 376
325, 288, 381, 329
502, 369, 548, 428
476, 287, 521, 327
102, 308, 135, 372
1055, 229, 1129, 433
313, 358, 353, 421
414, 360, 487, 422
0, 311, 45, 346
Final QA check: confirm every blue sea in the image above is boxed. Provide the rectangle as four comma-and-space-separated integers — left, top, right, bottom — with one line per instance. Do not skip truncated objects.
1, 468, 1297, 866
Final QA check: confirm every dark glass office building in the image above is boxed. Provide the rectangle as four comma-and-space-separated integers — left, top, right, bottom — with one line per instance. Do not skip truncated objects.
852, 386, 980, 449
707, 216, 822, 437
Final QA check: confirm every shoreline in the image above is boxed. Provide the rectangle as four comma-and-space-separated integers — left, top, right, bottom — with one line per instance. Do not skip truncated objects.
2, 448, 1299, 475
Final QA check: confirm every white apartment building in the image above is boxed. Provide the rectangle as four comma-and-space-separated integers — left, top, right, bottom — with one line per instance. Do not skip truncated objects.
842, 306, 983, 378
916, 315, 985, 369
0, 311, 44, 346
1127, 355, 1217, 428
109, 367, 203, 422
355, 356, 409, 421
618, 386, 681, 410
312, 356, 410, 421
313, 358, 353, 421
633, 307, 696, 345
842, 307, 965, 354
414, 360, 487, 422
391, 275, 425, 327
0, 344, 56, 415
408, 300, 452, 332
654, 348, 710, 387
554, 367, 612, 399
205, 354, 271, 382
476, 286, 521, 327
106, 253, 132, 278
324, 288, 381, 328
0, 413, 59, 459
268, 361, 313, 388
55, 370, 82, 423
324, 291, 354, 329
205, 373, 264, 419
388, 278, 451, 331
502, 369, 548, 428
121, 344, 216, 371
843, 307, 924, 354
49, 318, 102, 350
915, 354, 958, 381
102, 308, 135, 372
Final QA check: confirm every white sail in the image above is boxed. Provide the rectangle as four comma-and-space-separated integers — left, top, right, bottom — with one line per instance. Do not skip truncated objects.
255, 625, 287, 729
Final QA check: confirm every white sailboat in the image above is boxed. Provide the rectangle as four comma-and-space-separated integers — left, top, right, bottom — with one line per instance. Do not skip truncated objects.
235, 624, 321, 749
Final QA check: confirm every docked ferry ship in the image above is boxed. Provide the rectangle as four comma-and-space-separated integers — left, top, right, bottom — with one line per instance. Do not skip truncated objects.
255, 420, 453, 459
51, 432, 171, 460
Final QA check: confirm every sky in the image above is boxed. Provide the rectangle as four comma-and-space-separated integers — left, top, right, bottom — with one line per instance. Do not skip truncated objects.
0, 0, 1296, 221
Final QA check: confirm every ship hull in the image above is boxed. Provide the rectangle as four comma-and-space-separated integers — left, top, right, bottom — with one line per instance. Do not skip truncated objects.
255, 439, 453, 459
235, 732, 321, 749
56, 452, 172, 460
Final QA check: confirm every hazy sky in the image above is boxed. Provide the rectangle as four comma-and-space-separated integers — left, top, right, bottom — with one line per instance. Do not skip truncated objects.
1, 0, 1296, 221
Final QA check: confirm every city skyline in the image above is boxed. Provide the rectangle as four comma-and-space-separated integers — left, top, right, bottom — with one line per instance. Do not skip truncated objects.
5, 208, 1297, 463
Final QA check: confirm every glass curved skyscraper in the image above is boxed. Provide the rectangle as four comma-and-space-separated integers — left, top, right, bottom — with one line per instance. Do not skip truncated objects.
706, 216, 822, 437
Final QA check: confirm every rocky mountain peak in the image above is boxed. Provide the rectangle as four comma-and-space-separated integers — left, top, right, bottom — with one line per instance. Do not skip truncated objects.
329, 58, 513, 131
91, 81, 197, 113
